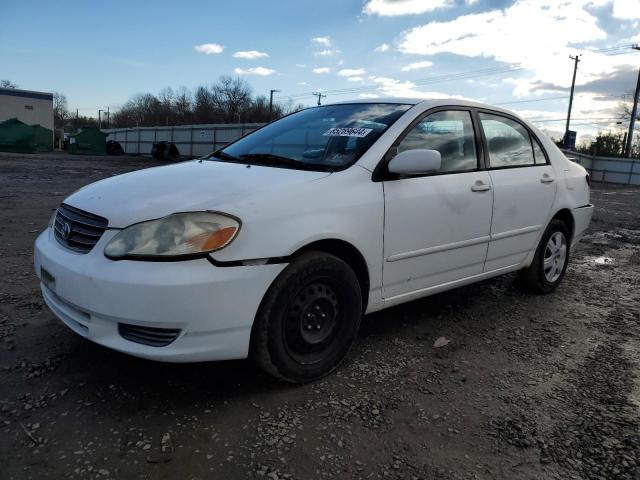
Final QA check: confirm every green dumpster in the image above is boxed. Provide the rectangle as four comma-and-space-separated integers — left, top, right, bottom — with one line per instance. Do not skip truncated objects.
30, 124, 54, 152
0, 118, 37, 153
67, 126, 107, 155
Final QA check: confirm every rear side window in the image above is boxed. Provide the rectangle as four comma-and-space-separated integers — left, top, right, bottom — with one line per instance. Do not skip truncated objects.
532, 136, 547, 164
397, 110, 478, 173
479, 113, 535, 168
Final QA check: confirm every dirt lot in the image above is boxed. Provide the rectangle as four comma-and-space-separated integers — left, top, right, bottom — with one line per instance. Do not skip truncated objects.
1, 152, 639, 480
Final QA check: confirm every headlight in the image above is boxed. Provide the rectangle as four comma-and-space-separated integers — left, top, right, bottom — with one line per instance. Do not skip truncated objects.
104, 212, 240, 259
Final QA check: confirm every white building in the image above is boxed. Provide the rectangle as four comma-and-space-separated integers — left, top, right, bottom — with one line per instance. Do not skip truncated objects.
0, 87, 54, 131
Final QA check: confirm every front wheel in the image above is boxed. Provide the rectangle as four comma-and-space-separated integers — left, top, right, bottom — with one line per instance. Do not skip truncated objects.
517, 219, 570, 293
251, 251, 362, 383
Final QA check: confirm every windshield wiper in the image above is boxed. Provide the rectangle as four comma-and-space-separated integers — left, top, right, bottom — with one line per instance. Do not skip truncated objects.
208, 151, 243, 162
238, 153, 320, 171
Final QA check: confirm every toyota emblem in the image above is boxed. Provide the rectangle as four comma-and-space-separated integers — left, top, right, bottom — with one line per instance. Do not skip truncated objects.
61, 221, 72, 240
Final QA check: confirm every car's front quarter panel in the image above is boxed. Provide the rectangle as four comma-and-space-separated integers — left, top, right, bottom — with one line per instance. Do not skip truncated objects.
210, 166, 385, 310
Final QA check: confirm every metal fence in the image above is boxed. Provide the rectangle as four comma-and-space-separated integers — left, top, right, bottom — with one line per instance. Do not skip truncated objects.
562, 150, 640, 186
103, 123, 264, 158
101, 127, 640, 186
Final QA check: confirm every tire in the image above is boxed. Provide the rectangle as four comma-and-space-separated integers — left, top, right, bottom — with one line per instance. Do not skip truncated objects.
251, 251, 363, 383
517, 219, 570, 294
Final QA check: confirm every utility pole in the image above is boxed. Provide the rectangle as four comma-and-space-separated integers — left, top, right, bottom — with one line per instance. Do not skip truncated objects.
624, 45, 640, 158
269, 89, 280, 118
106, 107, 110, 129
312, 91, 326, 106
564, 54, 581, 147
98, 109, 103, 129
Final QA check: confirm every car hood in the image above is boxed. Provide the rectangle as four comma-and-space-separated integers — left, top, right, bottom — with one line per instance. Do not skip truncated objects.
64, 160, 331, 228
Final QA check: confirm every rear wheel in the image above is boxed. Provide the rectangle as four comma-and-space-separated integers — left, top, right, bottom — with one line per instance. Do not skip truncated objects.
518, 219, 570, 293
252, 251, 362, 383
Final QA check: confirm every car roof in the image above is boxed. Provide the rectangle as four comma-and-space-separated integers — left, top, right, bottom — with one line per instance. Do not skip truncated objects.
327, 97, 519, 118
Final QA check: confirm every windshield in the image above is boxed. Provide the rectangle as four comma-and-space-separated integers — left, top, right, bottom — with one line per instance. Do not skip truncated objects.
209, 103, 412, 171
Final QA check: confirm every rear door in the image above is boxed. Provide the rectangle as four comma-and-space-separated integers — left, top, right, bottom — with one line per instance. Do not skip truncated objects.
381, 108, 494, 298
477, 111, 557, 272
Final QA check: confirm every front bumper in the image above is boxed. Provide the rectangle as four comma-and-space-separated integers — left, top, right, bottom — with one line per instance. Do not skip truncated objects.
34, 228, 285, 362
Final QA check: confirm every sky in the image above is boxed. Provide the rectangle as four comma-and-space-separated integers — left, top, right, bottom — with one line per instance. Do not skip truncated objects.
1, 0, 639, 140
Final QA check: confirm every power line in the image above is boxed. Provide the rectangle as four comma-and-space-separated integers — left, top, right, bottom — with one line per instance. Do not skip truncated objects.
277, 66, 524, 101
529, 116, 624, 123
277, 44, 638, 106
495, 95, 568, 105
588, 44, 634, 53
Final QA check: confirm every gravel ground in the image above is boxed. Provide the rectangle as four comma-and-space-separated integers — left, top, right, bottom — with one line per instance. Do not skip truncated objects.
1, 152, 639, 480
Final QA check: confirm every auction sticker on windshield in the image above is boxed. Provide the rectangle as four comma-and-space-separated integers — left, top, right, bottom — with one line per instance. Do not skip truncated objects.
323, 127, 373, 138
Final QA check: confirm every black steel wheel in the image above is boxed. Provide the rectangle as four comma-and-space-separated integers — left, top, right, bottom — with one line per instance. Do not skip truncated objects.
252, 251, 362, 383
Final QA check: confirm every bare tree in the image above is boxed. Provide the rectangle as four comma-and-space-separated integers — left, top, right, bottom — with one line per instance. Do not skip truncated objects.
0, 79, 18, 89
192, 86, 216, 124
53, 92, 70, 129
212, 76, 252, 123
110, 76, 296, 127
616, 95, 639, 122
174, 86, 192, 124
158, 87, 175, 126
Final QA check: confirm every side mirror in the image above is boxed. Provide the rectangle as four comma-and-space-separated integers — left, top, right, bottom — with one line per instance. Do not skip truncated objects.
388, 149, 442, 175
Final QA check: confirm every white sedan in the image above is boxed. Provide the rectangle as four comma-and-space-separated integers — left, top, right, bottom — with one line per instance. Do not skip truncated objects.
34, 99, 593, 382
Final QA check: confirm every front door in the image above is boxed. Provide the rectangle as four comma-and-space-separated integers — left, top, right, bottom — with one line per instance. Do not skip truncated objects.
477, 111, 557, 271
382, 109, 494, 299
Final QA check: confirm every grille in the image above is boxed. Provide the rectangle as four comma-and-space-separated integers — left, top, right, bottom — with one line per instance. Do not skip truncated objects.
53, 204, 108, 253
118, 323, 181, 347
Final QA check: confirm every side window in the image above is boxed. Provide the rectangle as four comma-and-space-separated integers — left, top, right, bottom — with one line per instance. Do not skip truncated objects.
397, 110, 478, 173
532, 136, 547, 165
479, 113, 535, 167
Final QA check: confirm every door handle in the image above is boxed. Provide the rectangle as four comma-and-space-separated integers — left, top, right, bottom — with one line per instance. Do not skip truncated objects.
471, 180, 491, 192
540, 174, 555, 184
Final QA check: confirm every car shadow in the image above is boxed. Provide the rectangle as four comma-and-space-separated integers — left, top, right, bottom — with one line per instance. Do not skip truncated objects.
54, 273, 519, 406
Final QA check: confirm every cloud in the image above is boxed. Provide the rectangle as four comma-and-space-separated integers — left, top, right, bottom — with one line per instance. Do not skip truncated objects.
233, 66, 276, 76
313, 49, 340, 56
347, 76, 364, 82
368, 76, 468, 99
313, 67, 331, 74
612, 0, 640, 19
375, 43, 390, 52
297, 81, 309, 85
360, 93, 381, 98
312, 36, 331, 46
194, 43, 223, 55
338, 68, 366, 76
363, 0, 454, 16
397, 0, 640, 97
401, 60, 433, 72
232, 50, 269, 59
